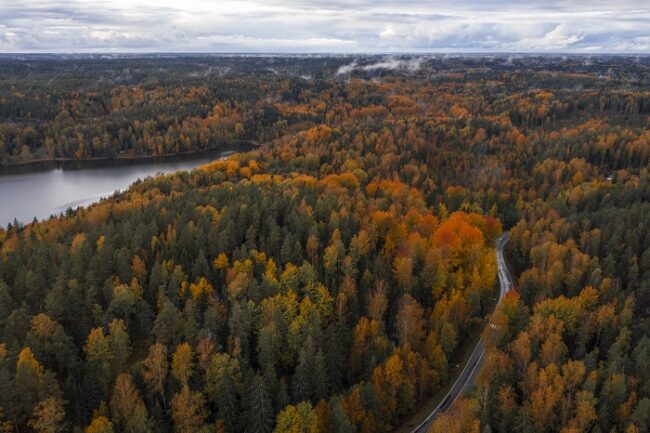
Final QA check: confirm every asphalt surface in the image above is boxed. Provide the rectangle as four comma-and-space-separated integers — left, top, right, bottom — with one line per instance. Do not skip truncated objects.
409, 232, 513, 433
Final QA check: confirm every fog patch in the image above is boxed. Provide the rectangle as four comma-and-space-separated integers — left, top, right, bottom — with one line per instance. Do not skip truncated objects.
362, 56, 424, 72
336, 56, 425, 76
336, 61, 357, 76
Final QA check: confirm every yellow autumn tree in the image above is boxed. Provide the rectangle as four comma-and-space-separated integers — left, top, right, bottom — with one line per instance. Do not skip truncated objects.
85, 416, 114, 433
273, 402, 318, 433
29, 398, 66, 433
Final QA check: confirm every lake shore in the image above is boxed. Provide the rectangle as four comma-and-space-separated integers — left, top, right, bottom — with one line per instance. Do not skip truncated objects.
0, 141, 259, 175
0, 145, 250, 226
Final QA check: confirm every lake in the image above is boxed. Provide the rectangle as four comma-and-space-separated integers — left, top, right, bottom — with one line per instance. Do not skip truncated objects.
0, 148, 240, 227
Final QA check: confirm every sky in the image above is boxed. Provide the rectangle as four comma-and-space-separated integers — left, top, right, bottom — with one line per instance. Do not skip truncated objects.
1, 0, 649, 53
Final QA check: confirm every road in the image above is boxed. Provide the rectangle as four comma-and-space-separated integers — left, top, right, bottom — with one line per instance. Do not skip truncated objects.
409, 232, 513, 433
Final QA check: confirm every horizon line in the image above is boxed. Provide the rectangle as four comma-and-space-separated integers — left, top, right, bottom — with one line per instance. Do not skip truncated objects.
1, 51, 649, 56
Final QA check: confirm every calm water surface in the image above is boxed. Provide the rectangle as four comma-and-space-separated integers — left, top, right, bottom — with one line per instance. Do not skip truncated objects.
0, 149, 237, 227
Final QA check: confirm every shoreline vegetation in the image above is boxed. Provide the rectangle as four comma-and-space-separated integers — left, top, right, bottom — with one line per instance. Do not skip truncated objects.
0, 141, 259, 172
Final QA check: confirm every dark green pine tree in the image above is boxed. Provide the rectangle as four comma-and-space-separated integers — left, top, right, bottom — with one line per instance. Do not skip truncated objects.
216, 372, 239, 433
276, 378, 290, 413
262, 364, 279, 412
0, 354, 16, 426
148, 261, 169, 304
245, 224, 258, 250
313, 349, 329, 402
280, 233, 294, 264
292, 336, 315, 403
152, 297, 182, 348
192, 249, 210, 282
0, 279, 15, 323
329, 397, 354, 433
242, 372, 273, 433
325, 323, 348, 392
182, 300, 200, 345
632, 336, 650, 397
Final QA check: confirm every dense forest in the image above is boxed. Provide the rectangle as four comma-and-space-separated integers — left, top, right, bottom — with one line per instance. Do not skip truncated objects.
0, 55, 648, 433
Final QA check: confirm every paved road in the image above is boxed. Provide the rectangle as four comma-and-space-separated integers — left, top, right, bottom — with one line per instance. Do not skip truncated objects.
409, 232, 513, 433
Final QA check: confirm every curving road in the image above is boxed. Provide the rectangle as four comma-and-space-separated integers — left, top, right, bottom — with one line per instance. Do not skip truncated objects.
409, 232, 513, 433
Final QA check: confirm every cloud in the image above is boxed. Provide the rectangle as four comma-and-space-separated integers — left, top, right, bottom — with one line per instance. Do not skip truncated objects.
501, 25, 583, 51
0, 1, 648, 52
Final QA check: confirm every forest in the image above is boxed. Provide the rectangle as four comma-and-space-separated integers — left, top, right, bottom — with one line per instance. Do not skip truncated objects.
0, 55, 648, 433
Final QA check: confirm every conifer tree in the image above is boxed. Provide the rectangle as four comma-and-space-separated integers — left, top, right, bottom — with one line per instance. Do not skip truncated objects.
243, 372, 273, 433
292, 337, 315, 403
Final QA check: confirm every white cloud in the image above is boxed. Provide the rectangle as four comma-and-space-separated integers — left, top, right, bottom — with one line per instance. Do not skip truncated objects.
502, 25, 583, 51
0, 1, 648, 52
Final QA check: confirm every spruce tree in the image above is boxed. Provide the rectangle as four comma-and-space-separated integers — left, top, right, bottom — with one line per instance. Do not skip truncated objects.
216, 372, 239, 433
313, 349, 329, 401
328, 398, 354, 433
292, 337, 314, 403
243, 372, 273, 433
